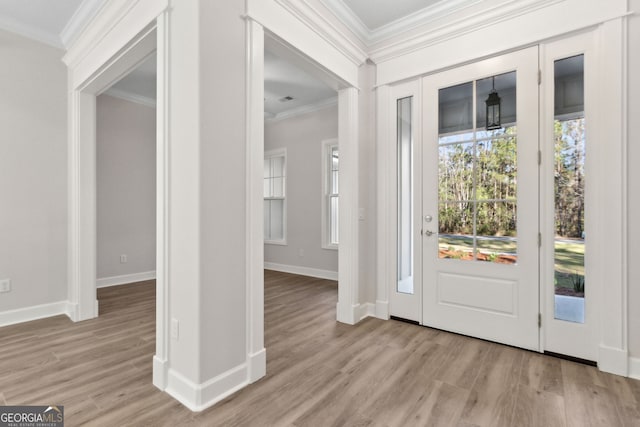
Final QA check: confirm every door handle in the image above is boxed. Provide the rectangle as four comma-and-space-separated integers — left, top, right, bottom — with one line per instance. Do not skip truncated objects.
422, 230, 435, 237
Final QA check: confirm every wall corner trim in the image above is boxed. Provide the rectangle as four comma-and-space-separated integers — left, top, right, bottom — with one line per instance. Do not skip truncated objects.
248, 348, 267, 383
165, 364, 249, 412
375, 300, 390, 320
629, 357, 640, 380
153, 355, 169, 390
598, 345, 629, 377
356, 302, 376, 322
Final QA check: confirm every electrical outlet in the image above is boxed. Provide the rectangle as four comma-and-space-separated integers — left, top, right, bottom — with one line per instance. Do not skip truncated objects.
120, 254, 127, 264
0, 279, 11, 293
171, 318, 179, 340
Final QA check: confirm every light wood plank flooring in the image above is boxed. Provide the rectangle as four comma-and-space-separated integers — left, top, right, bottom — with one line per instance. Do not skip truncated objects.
1, 271, 639, 426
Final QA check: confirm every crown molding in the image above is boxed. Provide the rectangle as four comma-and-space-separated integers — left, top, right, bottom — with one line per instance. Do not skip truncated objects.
320, 0, 369, 43
369, 0, 564, 63
63, 0, 145, 67
265, 96, 337, 123
103, 88, 156, 108
320, 0, 480, 46
275, 0, 368, 66
60, 0, 108, 49
0, 14, 63, 49
368, 0, 481, 44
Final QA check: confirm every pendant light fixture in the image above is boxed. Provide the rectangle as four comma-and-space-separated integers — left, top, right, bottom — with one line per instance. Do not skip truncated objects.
485, 76, 502, 130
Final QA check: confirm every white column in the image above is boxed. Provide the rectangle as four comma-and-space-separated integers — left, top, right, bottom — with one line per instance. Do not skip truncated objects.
595, 18, 628, 376
337, 87, 360, 324
246, 18, 266, 382
67, 89, 98, 322
375, 84, 392, 319
153, 9, 171, 391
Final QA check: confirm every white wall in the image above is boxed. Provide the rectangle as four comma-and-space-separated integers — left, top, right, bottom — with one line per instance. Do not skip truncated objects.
627, 0, 640, 360
0, 30, 67, 313
96, 94, 156, 282
264, 105, 339, 274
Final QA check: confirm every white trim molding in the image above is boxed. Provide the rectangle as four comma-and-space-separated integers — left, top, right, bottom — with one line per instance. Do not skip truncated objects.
0, 301, 70, 328
321, 0, 481, 46
273, 0, 367, 66
166, 364, 249, 412
375, 84, 392, 321
355, 302, 376, 322
374, 0, 629, 86
247, 348, 267, 383
629, 357, 640, 380
60, 0, 108, 49
246, 0, 361, 87
0, 14, 64, 49
266, 97, 337, 123
265, 262, 338, 281
246, 18, 267, 387
336, 87, 360, 324
103, 88, 156, 108
96, 271, 156, 288
152, 355, 169, 390
599, 345, 629, 377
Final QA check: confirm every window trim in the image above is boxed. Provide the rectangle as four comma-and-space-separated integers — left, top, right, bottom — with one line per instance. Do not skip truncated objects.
321, 139, 339, 250
264, 148, 287, 245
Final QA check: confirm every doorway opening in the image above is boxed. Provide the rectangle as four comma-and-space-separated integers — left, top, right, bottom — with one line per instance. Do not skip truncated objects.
263, 42, 339, 286
96, 54, 157, 296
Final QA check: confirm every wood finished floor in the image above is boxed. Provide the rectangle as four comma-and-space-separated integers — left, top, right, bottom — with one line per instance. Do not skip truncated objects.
1, 271, 639, 426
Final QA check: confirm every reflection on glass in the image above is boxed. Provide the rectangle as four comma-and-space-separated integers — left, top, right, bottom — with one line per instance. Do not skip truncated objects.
397, 97, 414, 294
553, 55, 585, 323
437, 71, 518, 263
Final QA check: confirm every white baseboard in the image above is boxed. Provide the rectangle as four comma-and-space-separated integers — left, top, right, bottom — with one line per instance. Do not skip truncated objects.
166, 364, 248, 412
598, 345, 628, 377
264, 262, 338, 281
248, 348, 266, 383
356, 302, 375, 322
97, 271, 156, 288
375, 300, 389, 320
153, 355, 169, 390
0, 301, 70, 327
336, 301, 357, 325
629, 357, 640, 380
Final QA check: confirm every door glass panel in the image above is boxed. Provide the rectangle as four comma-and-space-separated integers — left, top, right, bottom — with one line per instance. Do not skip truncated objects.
397, 96, 413, 294
437, 71, 518, 263
553, 55, 585, 323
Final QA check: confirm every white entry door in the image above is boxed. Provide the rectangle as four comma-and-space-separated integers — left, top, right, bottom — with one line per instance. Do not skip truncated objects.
421, 47, 540, 351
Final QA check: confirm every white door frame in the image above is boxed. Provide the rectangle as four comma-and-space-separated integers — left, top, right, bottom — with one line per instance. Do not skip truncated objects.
66, 1, 365, 407
385, 79, 423, 323
64, 0, 172, 390
248, 23, 362, 325
376, 21, 629, 376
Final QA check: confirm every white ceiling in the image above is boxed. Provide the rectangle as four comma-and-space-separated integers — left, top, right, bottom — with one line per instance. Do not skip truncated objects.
264, 50, 336, 118
0, 0, 81, 33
